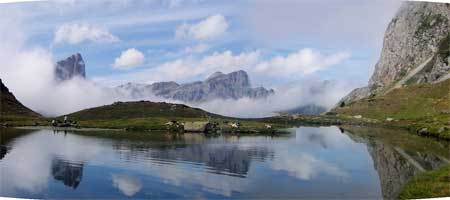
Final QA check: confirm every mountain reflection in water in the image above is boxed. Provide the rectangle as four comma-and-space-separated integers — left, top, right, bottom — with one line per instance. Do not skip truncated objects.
0, 126, 448, 199
51, 158, 84, 189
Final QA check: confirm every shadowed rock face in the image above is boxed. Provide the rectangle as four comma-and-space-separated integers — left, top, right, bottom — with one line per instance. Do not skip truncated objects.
55, 53, 86, 81
335, 2, 450, 107
116, 70, 274, 103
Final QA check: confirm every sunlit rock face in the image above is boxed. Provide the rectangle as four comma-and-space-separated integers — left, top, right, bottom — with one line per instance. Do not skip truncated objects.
115, 70, 275, 103
55, 53, 86, 81
336, 2, 450, 107
369, 2, 450, 89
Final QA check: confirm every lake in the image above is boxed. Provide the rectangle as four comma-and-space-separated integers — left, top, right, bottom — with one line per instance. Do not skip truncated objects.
0, 126, 448, 199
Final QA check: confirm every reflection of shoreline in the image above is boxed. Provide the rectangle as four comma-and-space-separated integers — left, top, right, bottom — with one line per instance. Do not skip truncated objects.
342, 126, 449, 199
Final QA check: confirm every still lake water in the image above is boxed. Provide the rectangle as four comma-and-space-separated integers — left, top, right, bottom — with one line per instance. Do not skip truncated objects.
0, 126, 449, 199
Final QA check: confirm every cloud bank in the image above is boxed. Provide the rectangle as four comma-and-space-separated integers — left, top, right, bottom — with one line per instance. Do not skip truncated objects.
193, 79, 352, 118
53, 23, 119, 45
100, 48, 351, 85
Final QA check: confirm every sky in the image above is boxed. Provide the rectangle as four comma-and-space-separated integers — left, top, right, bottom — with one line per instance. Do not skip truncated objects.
0, 0, 405, 117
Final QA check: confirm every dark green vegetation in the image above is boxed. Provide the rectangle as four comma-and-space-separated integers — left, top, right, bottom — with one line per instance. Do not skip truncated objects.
0, 79, 46, 126
67, 101, 214, 120
332, 79, 450, 140
399, 165, 450, 199
438, 33, 449, 65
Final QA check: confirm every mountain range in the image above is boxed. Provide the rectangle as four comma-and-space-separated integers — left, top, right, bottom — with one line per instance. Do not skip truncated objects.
115, 70, 275, 103
53, 54, 274, 103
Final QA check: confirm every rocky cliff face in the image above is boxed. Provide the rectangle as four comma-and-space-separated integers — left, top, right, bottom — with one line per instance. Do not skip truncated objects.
116, 70, 274, 103
336, 2, 450, 107
0, 79, 41, 117
55, 53, 86, 81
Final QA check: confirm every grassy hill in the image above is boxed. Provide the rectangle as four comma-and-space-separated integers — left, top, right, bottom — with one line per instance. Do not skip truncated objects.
67, 101, 215, 120
1, 79, 42, 125
63, 101, 217, 130
332, 79, 450, 139
63, 101, 290, 133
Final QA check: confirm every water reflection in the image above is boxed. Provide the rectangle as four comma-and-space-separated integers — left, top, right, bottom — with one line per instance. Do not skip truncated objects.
342, 126, 449, 199
112, 137, 273, 177
112, 174, 142, 196
0, 126, 448, 199
0, 145, 7, 160
51, 158, 84, 189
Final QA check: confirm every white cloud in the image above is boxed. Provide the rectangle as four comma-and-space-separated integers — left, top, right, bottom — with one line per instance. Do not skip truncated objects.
53, 23, 119, 45
113, 48, 145, 69
255, 49, 351, 76
175, 14, 229, 40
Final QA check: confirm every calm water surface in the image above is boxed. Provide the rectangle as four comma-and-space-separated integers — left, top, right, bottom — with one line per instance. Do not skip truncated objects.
0, 126, 448, 199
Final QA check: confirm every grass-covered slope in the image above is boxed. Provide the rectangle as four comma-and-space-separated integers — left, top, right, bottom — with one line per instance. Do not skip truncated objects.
0, 79, 42, 125
67, 101, 214, 120
64, 101, 216, 130
332, 79, 450, 139
399, 165, 450, 199
63, 101, 289, 132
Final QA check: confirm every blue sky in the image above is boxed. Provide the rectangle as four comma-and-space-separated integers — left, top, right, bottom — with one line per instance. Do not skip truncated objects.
3, 0, 401, 88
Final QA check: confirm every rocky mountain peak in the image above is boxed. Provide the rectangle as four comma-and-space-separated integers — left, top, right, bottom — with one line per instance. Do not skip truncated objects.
205, 70, 250, 88
369, 2, 449, 91
335, 2, 450, 108
207, 71, 225, 80
55, 53, 86, 81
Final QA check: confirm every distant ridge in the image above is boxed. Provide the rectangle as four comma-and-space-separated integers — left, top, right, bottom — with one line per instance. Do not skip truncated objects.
116, 70, 275, 103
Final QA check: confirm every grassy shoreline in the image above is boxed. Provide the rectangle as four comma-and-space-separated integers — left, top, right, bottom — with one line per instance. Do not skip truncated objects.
2, 113, 449, 139
399, 164, 450, 199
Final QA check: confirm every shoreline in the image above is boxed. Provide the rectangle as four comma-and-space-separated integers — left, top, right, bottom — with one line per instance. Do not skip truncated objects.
14, 126, 124, 132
